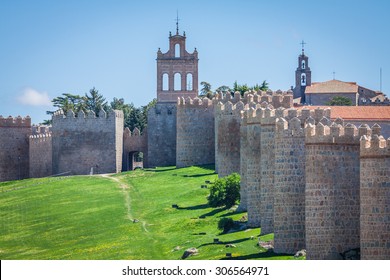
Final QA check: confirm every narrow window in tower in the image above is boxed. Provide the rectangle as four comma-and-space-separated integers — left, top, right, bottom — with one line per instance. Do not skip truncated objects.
301, 60, 306, 69
174, 73, 181, 91
175, 44, 180, 58
162, 73, 169, 91
301, 73, 306, 86
186, 73, 193, 91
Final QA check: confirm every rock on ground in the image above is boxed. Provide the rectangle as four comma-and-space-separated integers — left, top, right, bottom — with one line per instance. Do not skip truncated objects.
181, 248, 199, 259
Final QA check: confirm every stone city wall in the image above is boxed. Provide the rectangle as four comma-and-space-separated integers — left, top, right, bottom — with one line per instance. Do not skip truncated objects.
51, 109, 123, 175
123, 127, 148, 170
360, 131, 390, 260
305, 120, 362, 259
29, 133, 53, 178
147, 103, 177, 167
0, 116, 31, 182
176, 97, 215, 168
273, 115, 306, 254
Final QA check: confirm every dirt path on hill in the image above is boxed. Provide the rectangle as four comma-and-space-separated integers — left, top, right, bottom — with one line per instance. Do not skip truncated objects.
100, 174, 133, 221
100, 174, 150, 233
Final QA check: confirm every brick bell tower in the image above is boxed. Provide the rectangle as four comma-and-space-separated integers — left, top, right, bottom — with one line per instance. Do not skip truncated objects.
156, 20, 198, 102
293, 40, 311, 103
147, 20, 199, 168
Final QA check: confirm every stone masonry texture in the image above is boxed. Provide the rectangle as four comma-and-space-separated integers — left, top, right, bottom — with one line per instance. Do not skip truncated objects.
123, 127, 148, 170
51, 109, 123, 175
176, 97, 215, 168
274, 116, 306, 254
360, 133, 390, 259
147, 103, 177, 167
305, 122, 361, 260
0, 116, 31, 182
29, 133, 52, 178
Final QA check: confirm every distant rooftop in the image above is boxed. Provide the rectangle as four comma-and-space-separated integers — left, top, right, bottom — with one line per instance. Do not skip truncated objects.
305, 80, 358, 94
297, 106, 390, 121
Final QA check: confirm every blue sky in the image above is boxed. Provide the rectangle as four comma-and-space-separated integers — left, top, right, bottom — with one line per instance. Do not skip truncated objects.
1, 0, 389, 124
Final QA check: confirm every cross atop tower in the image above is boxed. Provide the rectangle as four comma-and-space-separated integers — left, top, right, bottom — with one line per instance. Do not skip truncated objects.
300, 40, 306, 54
175, 11, 180, 35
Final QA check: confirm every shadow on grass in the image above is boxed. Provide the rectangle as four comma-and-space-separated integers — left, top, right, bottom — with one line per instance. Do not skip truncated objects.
178, 204, 210, 210
218, 211, 246, 218
181, 172, 215, 178
199, 207, 226, 218
195, 164, 216, 171
145, 167, 177, 173
220, 250, 293, 260
197, 237, 251, 248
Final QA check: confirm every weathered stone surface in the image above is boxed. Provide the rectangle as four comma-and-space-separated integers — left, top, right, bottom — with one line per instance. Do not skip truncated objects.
176, 97, 215, 168
29, 133, 52, 178
0, 116, 31, 182
360, 135, 390, 260
51, 109, 124, 175
147, 103, 177, 167
123, 127, 148, 170
305, 122, 360, 260
274, 116, 305, 254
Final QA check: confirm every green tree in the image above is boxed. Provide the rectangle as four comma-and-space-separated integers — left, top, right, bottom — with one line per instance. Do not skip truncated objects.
215, 85, 231, 95
233, 80, 269, 96
253, 80, 269, 91
111, 97, 156, 132
110, 97, 133, 127
200, 81, 214, 99
48, 93, 85, 115
208, 173, 241, 208
326, 96, 353, 106
85, 87, 109, 116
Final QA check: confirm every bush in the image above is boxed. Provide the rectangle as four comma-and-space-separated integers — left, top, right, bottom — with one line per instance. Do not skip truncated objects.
208, 179, 226, 207
218, 217, 235, 233
224, 173, 240, 208
325, 96, 353, 106
208, 173, 240, 208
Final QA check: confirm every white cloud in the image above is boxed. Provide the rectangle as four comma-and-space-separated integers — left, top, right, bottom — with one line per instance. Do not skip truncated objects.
17, 88, 51, 106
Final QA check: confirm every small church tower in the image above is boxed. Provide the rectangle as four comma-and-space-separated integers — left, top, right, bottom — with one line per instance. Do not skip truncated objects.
156, 21, 198, 102
293, 41, 311, 103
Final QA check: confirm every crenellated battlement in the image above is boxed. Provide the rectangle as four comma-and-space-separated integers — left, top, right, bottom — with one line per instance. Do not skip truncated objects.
177, 96, 214, 107
0, 115, 31, 127
276, 116, 304, 137
52, 108, 122, 121
360, 132, 390, 158
244, 106, 265, 124
32, 125, 51, 135
305, 119, 365, 144
29, 133, 52, 141
177, 89, 293, 110
216, 101, 247, 116
123, 127, 147, 138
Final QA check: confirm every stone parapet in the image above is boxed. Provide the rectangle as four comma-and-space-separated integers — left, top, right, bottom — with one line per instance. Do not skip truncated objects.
360, 132, 390, 259
305, 120, 361, 259
0, 115, 31, 127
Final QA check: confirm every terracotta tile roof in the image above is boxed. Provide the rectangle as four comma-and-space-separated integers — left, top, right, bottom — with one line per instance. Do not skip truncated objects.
305, 80, 358, 94
297, 106, 390, 121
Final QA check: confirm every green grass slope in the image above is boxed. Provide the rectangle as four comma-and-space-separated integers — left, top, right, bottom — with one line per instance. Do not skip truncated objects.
0, 165, 297, 260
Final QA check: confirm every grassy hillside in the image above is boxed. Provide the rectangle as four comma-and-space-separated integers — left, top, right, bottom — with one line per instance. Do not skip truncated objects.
0, 166, 297, 260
